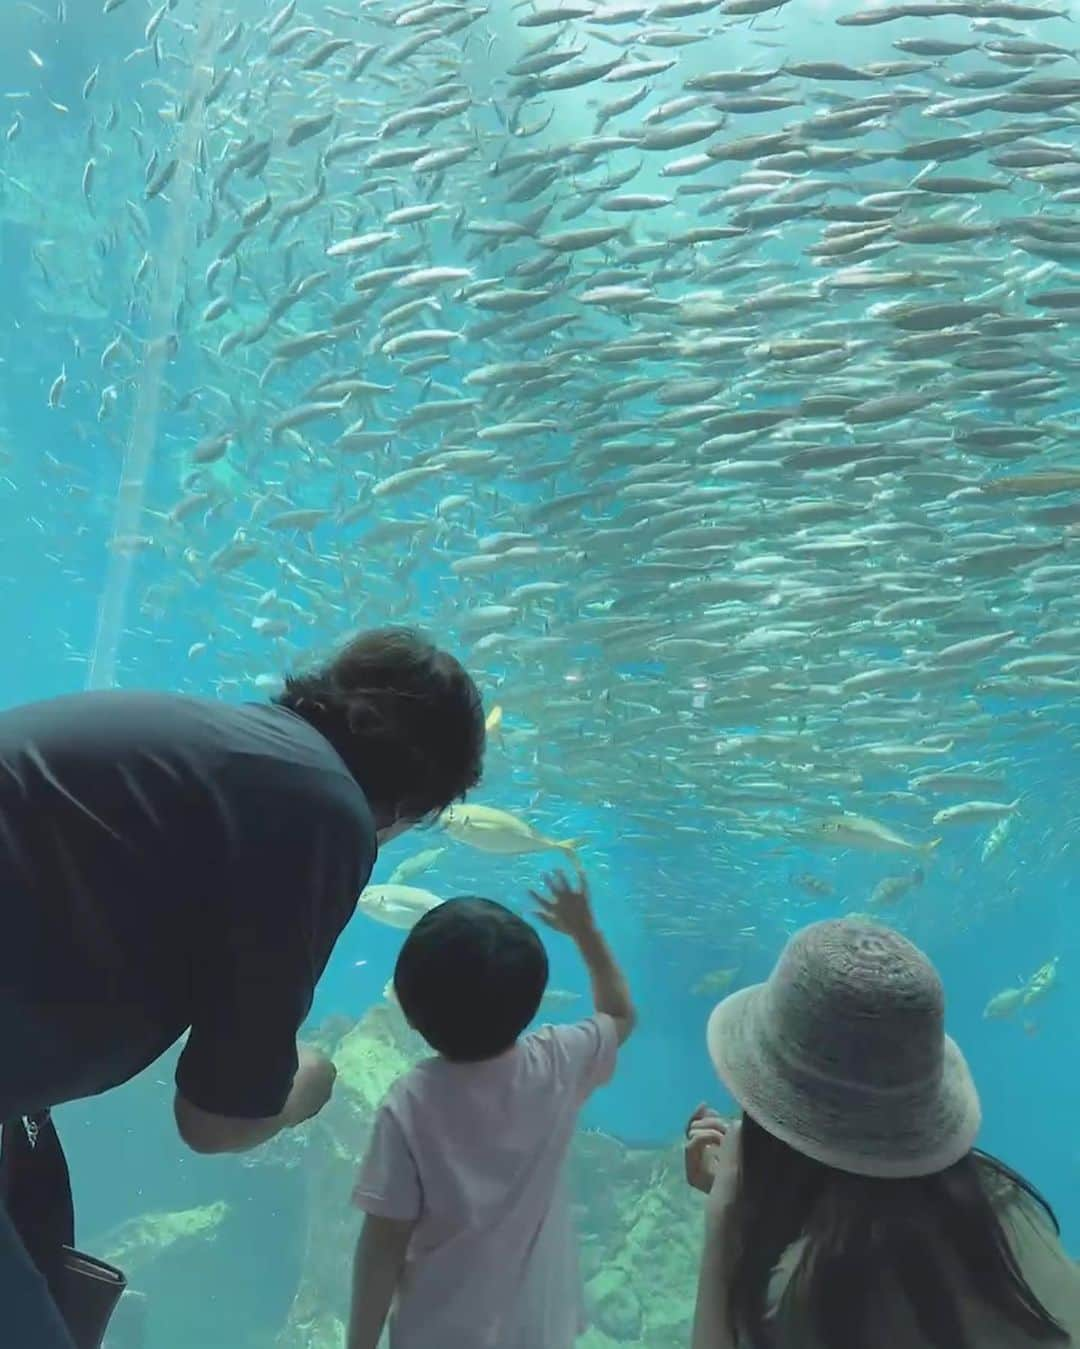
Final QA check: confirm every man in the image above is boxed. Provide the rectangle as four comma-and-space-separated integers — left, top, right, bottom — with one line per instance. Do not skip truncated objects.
0, 627, 485, 1349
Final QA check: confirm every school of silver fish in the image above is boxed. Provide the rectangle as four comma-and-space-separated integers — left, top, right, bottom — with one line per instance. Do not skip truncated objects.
5, 0, 1080, 950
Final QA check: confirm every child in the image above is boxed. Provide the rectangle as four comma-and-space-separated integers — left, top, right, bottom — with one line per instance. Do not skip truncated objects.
347, 867, 636, 1349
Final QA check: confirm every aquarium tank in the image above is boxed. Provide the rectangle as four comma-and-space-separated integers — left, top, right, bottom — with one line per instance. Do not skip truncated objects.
1, 0, 1078, 1343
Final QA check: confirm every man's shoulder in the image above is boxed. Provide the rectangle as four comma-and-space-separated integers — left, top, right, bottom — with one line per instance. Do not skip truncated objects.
164, 697, 370, 823
0, 690, 374, 843
0, 689, 254, 752
212, 703, 377, 860
0, 688, 204, 731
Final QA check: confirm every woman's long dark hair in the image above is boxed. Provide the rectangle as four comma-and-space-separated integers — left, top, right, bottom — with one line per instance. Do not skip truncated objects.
723, 1113, 1067, 1349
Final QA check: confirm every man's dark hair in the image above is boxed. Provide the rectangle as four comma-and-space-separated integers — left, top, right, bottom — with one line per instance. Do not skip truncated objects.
394, 896, 549, 1061
275, 628, 485, 823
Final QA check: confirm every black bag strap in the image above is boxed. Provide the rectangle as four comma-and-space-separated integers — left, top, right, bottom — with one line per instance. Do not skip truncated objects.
0, 1110, 76, 1298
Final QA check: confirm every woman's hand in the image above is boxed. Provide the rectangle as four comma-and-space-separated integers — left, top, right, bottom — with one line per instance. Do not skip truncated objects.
684, 1103, 731, 1193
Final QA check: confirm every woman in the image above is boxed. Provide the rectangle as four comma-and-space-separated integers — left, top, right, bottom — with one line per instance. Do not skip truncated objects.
684, 919, 1080, 1349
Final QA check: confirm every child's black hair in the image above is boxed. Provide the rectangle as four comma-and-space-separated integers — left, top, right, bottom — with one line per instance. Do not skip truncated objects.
394, 896, 549, 1061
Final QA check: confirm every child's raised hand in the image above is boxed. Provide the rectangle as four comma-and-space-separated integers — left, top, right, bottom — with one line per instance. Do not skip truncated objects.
529, 866, 594, 939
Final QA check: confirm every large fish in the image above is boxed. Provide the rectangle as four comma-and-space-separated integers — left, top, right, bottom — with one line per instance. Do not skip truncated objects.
356, 884, 443, 930
811, 814, 940, 858
441, 804, 582, 857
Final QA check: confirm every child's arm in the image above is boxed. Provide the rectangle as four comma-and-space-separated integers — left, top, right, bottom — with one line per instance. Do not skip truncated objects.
532, 868, 637, 1044
572, 918, 636, 1044
349, 1103, 421, 1349
347, 1215, 415, 1349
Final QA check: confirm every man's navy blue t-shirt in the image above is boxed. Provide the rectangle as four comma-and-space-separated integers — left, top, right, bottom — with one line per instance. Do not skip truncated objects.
0, 691, 377, 1123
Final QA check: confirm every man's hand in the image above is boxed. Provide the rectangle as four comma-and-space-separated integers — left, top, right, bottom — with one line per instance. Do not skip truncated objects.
175, 1045, 337, 1154
282, 1045, 337, 1127
530, 866, 595, 940
684, 1103, 732, 1193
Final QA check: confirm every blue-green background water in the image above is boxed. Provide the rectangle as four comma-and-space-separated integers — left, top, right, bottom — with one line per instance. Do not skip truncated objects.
2, 0, 1080, 1341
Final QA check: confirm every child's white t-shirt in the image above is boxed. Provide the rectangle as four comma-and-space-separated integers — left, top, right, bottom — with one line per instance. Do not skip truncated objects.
352, 1014, 619, 1349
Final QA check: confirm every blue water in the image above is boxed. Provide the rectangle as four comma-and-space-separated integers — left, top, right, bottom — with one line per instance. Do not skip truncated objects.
2, 0, 1079, 1344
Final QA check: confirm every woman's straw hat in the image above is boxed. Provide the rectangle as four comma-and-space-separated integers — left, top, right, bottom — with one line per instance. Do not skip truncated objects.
706, 919, 981, 1178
